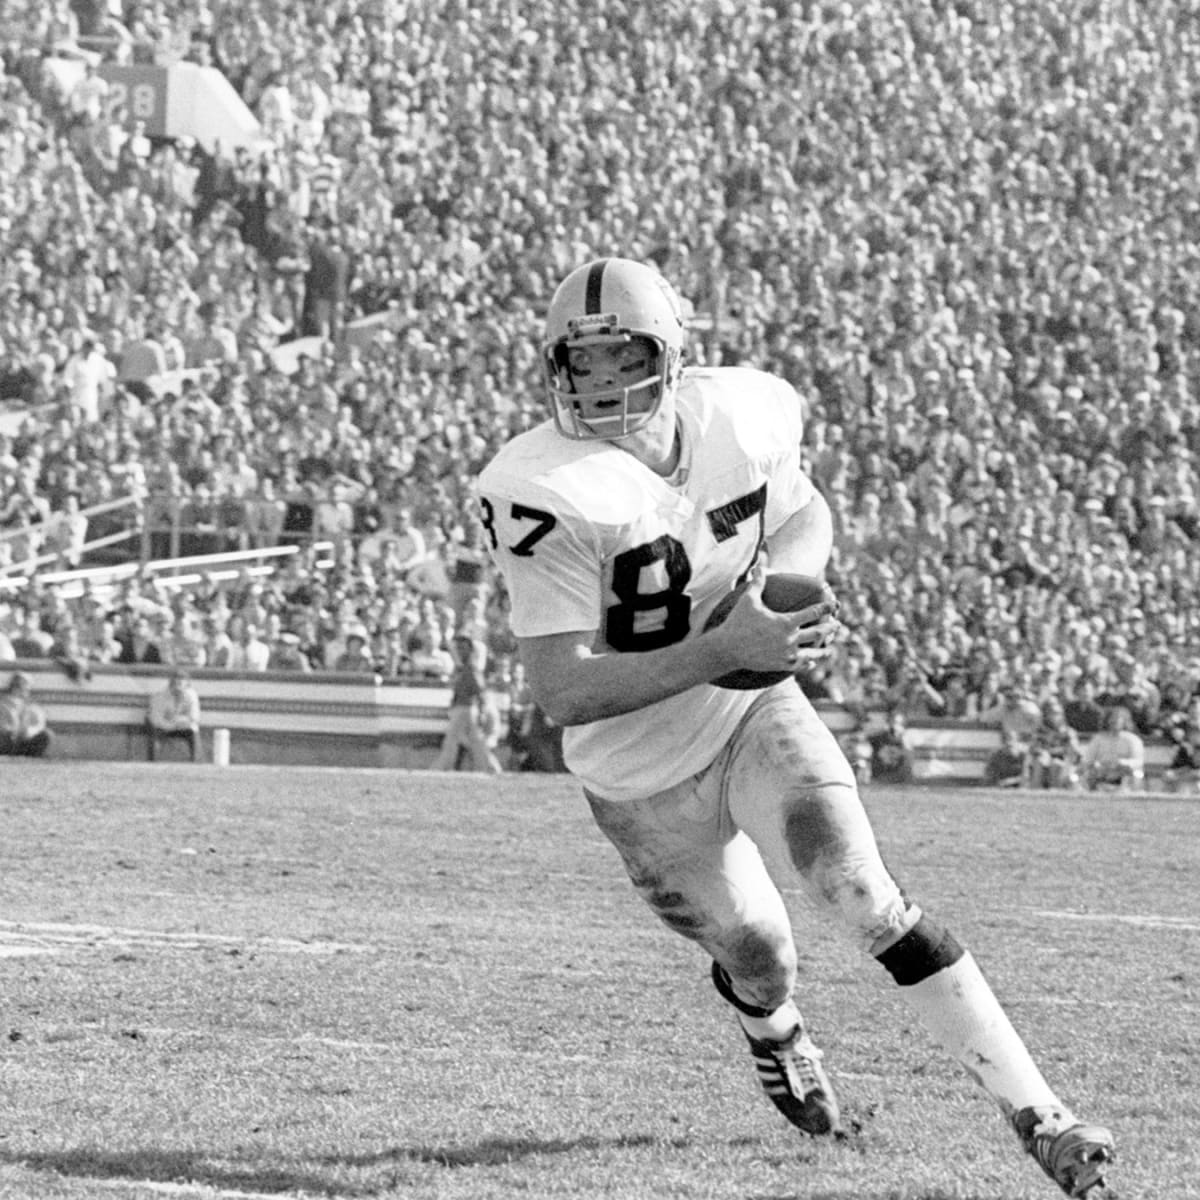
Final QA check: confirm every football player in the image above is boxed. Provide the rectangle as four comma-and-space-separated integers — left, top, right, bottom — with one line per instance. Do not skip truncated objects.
476, 257, 1113, 1197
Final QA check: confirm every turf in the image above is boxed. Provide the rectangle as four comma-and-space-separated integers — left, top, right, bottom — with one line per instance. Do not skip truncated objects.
0, 762, 1195, 1199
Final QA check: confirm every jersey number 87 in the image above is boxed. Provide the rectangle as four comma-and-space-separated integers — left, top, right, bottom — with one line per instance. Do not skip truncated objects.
480, 484, 766, 655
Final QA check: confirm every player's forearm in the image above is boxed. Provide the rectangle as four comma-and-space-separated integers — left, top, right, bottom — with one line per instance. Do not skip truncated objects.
530, 635, 739, 726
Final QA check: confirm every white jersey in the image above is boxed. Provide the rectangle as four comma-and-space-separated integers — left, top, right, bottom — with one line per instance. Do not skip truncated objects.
476, 366, 815, 800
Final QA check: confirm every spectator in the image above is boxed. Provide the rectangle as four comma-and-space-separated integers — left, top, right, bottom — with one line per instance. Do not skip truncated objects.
867, 709, 915, 785
202, 613, 235, 669
406, 598, 453, 679
179, 482, 220, 556
76, 606, 122, 664
887, 657, 949, 719
48, 621, 92, 683
841, 719, 874, 786
980, 683, 1044, 743
61, 334, 115, 424
431, 631, 503, 774
267, 630, 312, 671
0, 672, 52, 757
984, 730, 1030, 789
146, 667, 201, 763
44, 492, 88, 569
161, 616, 208, 668
66, 59, 108, 129
9, 609, 53, 659
312, 475, 359, 552
184, 300, 239, 369
404, 536, 453, 600
513, 701, 567, 773
1095, 653, 1162, 736
0, 476, 51, 561
226, 619, 270, 671
300, 224, 351, 343
499, 657, 535, 770
1026, 698, 1082, 790
292, 615, 328, 674
1163, 694, 1200, 749
1079, 706, 1145, 792
1155, 672, 1199, 743
1162, 716, 1200, 794
445, 516, 491, 624
116, 614, 163, 664
331, 626, 373, 673
243, 475, 287, 549
1063, 674, 1107, 735
358, 505, 426, 575
116, 325, 168, 396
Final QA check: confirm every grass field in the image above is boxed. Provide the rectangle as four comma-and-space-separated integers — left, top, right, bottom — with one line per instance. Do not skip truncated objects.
0, 762, 1196, 1200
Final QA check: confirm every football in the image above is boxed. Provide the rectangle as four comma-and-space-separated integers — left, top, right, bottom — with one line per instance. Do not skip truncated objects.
704, 572, 838, 690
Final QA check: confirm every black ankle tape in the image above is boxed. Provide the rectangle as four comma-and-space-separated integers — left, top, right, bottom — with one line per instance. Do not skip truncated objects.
710, 960, 778, 1018
875, 916, 964, 986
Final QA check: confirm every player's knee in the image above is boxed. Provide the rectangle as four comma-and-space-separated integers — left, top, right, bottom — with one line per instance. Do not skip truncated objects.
812, 863, 912, 949
712, 928, 796, 1014
784, 793, 911, 949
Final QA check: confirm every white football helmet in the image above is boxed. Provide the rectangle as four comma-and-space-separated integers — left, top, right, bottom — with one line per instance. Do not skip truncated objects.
542, 257, 686, 440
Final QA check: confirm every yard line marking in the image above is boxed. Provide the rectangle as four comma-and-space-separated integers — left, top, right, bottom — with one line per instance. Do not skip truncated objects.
1006, 996, 1199, 1009
35, 1176, 332, 1200
0, 929, 64, 957
1033, 909, 1200, 932
57, 1025, 402, 1053
0, 920, 376, 956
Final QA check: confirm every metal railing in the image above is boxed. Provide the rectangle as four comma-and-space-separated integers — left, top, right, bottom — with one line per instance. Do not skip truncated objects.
0, 494, 143, 585
0, 492, 339, 598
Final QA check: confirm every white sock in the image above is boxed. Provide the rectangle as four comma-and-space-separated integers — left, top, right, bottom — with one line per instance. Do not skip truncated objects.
899, 951, 1062, 1117
738, 1000, 803, 1043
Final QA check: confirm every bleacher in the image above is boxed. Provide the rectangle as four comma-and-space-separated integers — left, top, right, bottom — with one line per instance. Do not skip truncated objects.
0, 2, 1198, 779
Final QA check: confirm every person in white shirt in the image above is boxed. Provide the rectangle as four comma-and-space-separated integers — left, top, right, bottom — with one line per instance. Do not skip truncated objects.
61, 335, 115, 424
359, 507, 427, 575
46, 492, 88, 568
226, 619, 270, 672
146, 668, 201, 762
67, 60, 108, 126
1079, 705, 1145, 791
0, 671, 51, 757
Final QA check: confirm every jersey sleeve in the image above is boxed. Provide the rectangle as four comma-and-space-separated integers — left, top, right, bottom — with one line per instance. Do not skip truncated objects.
477, 483, 603, 639
762, 375, 816, 535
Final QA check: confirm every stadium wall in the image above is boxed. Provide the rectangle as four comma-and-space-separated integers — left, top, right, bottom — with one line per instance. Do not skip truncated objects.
11, 662, 449, 769
3, 662, 1177, 780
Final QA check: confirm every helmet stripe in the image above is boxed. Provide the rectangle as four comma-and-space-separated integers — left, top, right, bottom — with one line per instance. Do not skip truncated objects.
584, 259, 608, 313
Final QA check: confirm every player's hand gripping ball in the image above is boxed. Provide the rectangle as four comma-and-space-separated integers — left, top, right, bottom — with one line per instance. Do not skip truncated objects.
704, 572, 839, 690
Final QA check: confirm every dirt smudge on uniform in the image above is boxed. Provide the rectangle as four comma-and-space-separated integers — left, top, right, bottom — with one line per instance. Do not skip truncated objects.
783, 794, 844, 874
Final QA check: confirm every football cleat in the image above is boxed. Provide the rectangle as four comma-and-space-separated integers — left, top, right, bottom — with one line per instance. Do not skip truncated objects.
1013, 1105, 1115, 1197
743, 1023, 843, 1136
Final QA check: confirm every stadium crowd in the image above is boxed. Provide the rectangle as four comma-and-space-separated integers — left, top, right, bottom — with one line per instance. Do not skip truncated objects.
1, 0, 1200, 775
